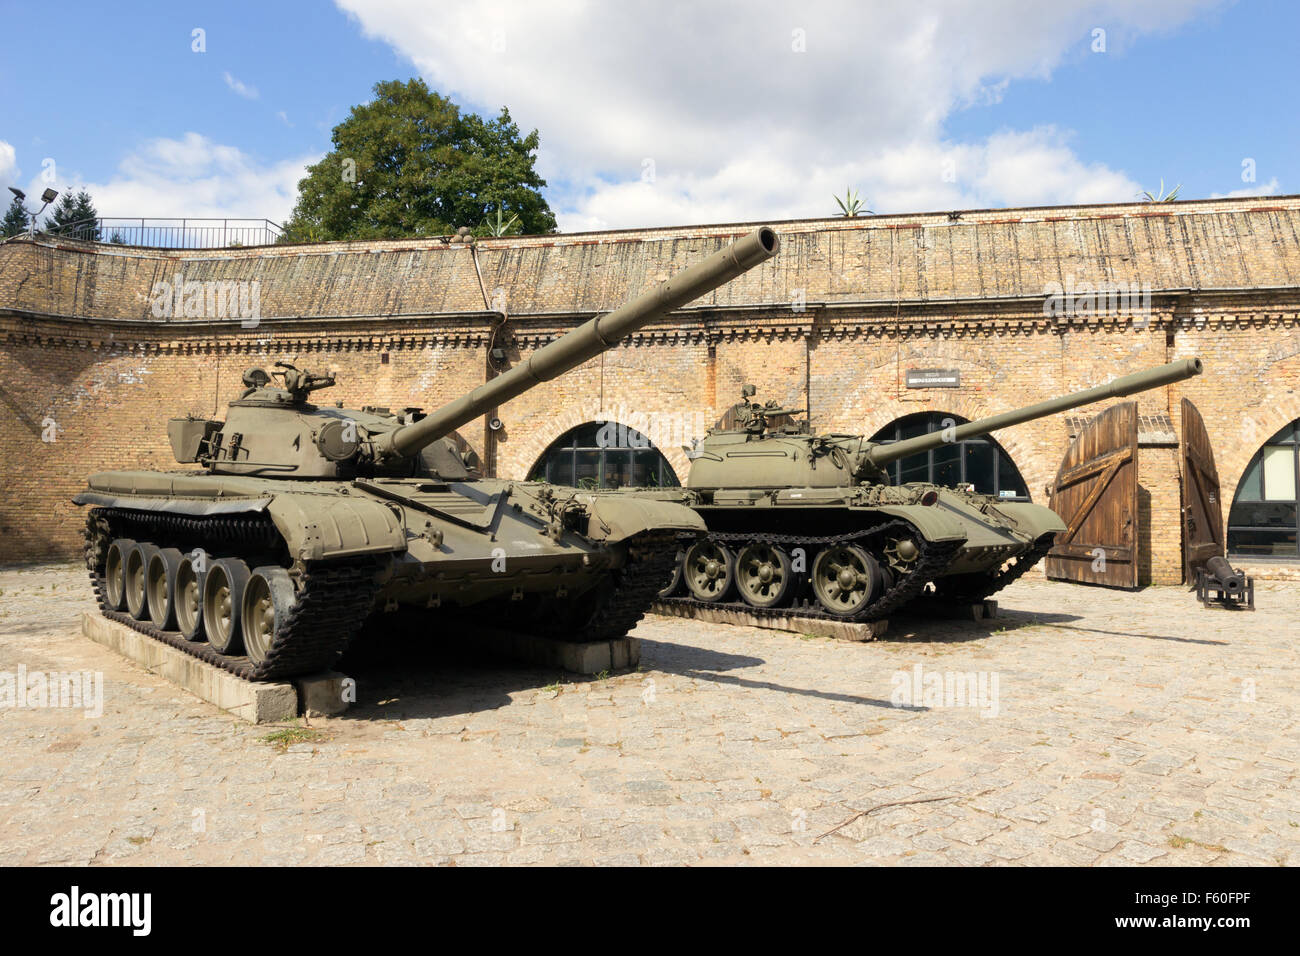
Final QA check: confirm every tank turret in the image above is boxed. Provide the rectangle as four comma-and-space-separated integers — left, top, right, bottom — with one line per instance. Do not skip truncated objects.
77, 226, 781, 681
649, 356, 1204, 621
856, 358, 1202, 475
172, 227, 780, 480
686, 358, 1202, 490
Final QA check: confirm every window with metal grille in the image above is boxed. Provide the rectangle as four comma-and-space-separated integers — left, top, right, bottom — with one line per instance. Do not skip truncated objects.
868, 412, 1031, 500
527, 422, 681, 489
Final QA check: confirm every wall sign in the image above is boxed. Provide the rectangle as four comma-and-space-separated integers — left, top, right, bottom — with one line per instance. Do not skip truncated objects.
906, 368, 961, 388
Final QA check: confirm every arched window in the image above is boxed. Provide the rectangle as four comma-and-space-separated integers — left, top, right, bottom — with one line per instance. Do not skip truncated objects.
868, 412, 1030, 500
527, 422, 681, 490
1228, 419, 1299, 558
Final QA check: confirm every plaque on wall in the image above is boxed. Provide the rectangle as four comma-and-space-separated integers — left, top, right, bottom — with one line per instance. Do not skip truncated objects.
905, 368, 960, 388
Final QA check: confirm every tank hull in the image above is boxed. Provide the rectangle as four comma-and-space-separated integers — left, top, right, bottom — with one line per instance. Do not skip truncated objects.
78, 471, 703, 679
632, 481, 1064, 620
72, 227, 780, 680
640, 358, 1200, 622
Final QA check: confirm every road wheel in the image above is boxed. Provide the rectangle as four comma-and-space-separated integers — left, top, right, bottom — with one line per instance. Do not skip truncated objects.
883, 535, 921, 577
683, 539, 735, 603
104, 538, 137, 611
175, 552, 207, 640
203, 558, 251, 655
145, 548, 185, 630
125, 543, 157, 621
242, 567, 296, 665
811, 544, 880, 617
735, 542, 793, 608
657, 549, 685, 598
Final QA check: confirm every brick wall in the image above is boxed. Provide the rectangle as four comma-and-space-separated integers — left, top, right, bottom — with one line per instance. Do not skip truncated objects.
3, 196, 1299, 583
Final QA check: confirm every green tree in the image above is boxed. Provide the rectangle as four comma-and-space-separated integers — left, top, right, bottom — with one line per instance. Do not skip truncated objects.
2, 197, 29, 237
281, 78, 556, 242
44, 188, 100, 239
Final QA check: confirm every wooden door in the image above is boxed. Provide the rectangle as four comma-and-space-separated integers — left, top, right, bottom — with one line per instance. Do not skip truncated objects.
1046, 402, 1140, 587
1179, 398, 1224, 581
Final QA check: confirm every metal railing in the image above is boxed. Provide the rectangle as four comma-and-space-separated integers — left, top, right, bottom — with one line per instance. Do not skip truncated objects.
46, 218, 282, 248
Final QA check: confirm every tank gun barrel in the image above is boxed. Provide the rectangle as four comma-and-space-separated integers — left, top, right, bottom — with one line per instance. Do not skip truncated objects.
862, 358, 1203, 470
375, 226, 781, 460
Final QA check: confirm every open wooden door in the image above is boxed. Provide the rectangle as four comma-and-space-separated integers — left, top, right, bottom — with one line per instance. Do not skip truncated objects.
1179, 398, 1224, 581
1046, 402, 1140, 587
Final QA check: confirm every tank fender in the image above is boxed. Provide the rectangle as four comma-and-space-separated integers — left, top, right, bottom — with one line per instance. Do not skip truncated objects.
578, 495, 706, 543
73, 490, 271, 516
871, 505, 969, 543
265, 494, 407, 562
987, 501, 1067, 536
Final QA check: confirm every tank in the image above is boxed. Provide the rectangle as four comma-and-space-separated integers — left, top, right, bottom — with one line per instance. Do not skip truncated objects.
75, 226, 781, 679
652, 358, 1203, 619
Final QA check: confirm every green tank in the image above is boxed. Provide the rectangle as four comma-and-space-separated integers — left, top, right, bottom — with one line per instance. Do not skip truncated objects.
652, 358, 1203, 619
76, 227, 780, 679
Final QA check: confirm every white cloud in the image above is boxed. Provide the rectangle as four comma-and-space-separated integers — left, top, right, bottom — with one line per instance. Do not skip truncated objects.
974, 128, 1142, 207
223, 72, 259, 99
335, 0, 1219, 228
1210, 177, 1280, 199
0, 140, 17, 184
75, 133, 318, 223
558, 129, 1142, 230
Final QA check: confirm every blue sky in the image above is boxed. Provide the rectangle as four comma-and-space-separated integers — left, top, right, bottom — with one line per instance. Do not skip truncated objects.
0, 0, 1293, 231
941, 0, 1298, 200
0, 2, 398, 184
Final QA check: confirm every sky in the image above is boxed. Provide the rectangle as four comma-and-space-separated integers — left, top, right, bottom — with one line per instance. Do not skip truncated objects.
0, 0, 1294, 233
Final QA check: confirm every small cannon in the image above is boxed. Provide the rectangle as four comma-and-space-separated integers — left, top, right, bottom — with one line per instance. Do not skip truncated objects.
1195, 555, 1255, 610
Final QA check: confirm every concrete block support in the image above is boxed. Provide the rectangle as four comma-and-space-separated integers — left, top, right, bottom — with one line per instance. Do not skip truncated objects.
900, 600, 999, 622
650, 602, 889, 642
476, 629, 642, 674
296, 672, 351, 717
81, 612, 346, 723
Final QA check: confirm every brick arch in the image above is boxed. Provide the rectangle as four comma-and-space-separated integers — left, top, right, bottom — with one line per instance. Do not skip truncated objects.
497, 402, 698, 484
1218, 396, 1300, 507
832, 393, 1057, 504
500, 403, 601, 480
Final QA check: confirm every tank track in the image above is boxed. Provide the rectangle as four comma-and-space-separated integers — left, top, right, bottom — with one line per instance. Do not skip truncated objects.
580, 530, 683, 640
918, 532, 1058, 605
532, 530, 682, 643
84, 507, 380, 681
658, 520, 962, 624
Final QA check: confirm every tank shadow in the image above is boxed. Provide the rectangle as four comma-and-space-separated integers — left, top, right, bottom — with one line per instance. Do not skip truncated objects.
884, 607, 1083, 643
1026, 621, 1229, 646
334, 611, 912, 718
333, 612, 771, 721
637, 638, 918, 711
890, 607, 1227, 646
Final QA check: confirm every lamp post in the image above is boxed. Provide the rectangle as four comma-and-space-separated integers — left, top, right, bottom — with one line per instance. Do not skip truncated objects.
7, 186, 60, 238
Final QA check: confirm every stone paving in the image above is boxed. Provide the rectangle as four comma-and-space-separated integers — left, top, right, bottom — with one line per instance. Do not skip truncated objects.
1, 563, 1297, 866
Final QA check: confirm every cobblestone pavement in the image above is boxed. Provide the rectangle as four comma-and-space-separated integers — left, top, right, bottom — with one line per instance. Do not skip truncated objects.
2, 563, 1297, 866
